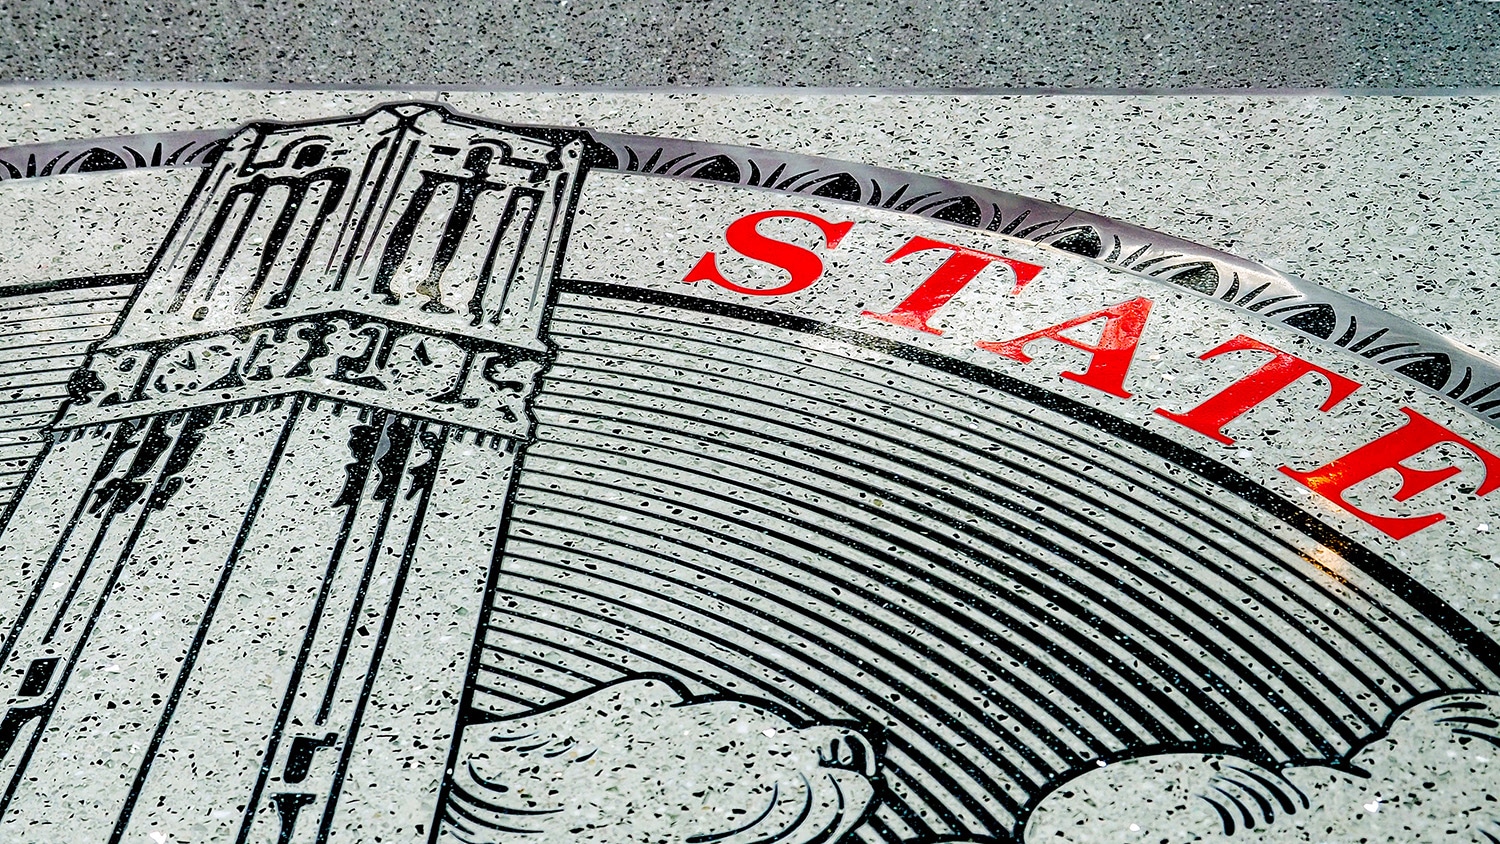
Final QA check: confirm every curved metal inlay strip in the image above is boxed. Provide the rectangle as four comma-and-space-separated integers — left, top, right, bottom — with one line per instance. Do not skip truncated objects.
2, 111, 1497, 430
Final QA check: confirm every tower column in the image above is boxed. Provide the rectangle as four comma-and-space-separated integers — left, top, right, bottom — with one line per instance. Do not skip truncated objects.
0, 104, 591, 844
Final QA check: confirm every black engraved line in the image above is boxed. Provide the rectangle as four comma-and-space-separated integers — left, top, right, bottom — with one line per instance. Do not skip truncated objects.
473, 659, 573, 700
0, 412, 67, 428
260, 173, 350, 310
0, 335, 122, 356
0, 394, 71, 410
464, 683, 546, 711
559, 280, 1500, 685
560, 305, 1472, 696
542, 364, 1354, 758
522, 413, 1305, 748
488, 194, 542, 327
0, 398, 72, 419
0, 364, 92, 381
0, 275, 141, 301
876, 753, 957, 842
0, 306, 136, 329
483, 606, 731, 695
481, 625, 625, 680
166, 184, 253, 311
355, 139, 421, 277
0, 422, 132, 672
201, 185, 270, 303
492, 590, 960, 833
500, 494, 1151, 754
479, 641, 604, 687
518, 438, 1244, 760
39, 413, 187, 644
463, 186, 518, 324
0, 413, 191, 816
160, 161, 233, 282
864, 802, 929, 844
509, 519, 1096, 778
547, 318, 1422, 711
517, 471, 1142, 752
335, 136, 405, 291
495, 575, 984, 833
238, 180, 310, 308
105, 396, 305, 844
325, 138, 390, 274
232, 409, 389, 844
470, 190, 530, 326
0, 292, 133, 320
0, 421, 82, 437
430, 426, 531, 844
314, 421, 449, 844
314, 416, 411, 725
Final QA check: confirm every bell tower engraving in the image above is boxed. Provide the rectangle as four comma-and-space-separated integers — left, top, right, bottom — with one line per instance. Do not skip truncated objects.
0, 103, 589, 843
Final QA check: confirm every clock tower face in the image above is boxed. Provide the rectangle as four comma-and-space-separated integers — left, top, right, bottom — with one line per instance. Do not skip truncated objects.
0, 101, 1495, 844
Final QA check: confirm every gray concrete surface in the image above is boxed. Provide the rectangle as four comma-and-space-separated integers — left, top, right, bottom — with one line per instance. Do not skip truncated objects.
0, 0, 1498, 88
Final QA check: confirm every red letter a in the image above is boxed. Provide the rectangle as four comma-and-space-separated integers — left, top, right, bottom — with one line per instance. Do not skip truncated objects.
977, 297, 1154, 398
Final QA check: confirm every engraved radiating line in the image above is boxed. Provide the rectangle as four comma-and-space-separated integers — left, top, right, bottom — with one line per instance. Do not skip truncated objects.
0, 412, 194, 817
355, 140, 421, 277
548, 336, 1397, 734
475, 291, 1497, 834
509, 464, 1159, 777
514, 468, 1150, 743
106, 397, 306, 844
325, 138, 390, 274
478, 641, 602, 686
558, 282, 1499, 688
544, 305, 1440, 704
314, 423, 448, 844
480, 608, 936, 839
232, 408, 390, 844
507, 526, 1073, 783
491, 579, 983, 831
540, 363, 1327, 760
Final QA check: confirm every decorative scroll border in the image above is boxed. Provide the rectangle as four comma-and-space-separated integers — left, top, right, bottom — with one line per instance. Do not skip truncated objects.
4, 109, 1499, 431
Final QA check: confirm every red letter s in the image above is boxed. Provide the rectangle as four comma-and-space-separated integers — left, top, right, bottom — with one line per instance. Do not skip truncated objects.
683, 210, 854, 297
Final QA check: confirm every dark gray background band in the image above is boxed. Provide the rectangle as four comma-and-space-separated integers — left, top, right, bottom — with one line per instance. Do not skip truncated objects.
1, 0, 1498, 88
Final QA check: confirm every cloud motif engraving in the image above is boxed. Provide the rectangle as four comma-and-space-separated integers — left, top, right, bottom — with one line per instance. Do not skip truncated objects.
442, 675, 879, 844
1023, 693, 1500, 843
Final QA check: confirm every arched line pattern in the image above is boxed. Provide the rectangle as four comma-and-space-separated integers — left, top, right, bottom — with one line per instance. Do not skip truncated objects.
473, 281, 1500, 843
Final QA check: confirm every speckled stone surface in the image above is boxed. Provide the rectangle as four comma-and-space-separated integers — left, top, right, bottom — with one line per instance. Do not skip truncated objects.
1, 0, 1499, 88
1, 89, 1495, 353
0, 91, 1495, 844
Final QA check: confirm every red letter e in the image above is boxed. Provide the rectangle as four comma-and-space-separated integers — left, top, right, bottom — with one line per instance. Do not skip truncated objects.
1280, 408, 1500, 539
